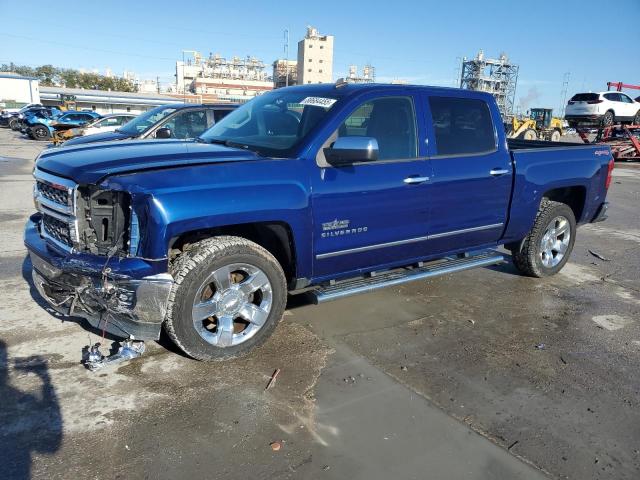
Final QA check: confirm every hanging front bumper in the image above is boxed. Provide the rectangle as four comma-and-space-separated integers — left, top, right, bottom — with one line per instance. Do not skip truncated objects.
25, 215, 173, 340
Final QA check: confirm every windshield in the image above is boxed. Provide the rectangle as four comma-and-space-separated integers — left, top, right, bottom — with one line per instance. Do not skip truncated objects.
117, 106, 177, 135
199, 89, 340, 156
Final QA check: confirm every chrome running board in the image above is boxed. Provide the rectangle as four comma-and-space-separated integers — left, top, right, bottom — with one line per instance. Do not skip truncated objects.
310, 251, 504, 304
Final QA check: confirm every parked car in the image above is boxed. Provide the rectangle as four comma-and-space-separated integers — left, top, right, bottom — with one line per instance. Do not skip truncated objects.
52, 113, 136, 144
60, 103, 237, 146
1, 105, 56, 130
565, 91, 640, 127
28, 110, 101, 141
26, 83, 613, 361
0, 102, 41, 115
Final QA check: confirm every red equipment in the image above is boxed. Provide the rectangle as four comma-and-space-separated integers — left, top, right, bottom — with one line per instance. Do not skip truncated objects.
607, 82, 640, 92
577, 125, 640, 161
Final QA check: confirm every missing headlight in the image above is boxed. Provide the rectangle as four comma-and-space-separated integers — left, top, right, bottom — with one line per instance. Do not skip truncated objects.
77, 187, 130, 255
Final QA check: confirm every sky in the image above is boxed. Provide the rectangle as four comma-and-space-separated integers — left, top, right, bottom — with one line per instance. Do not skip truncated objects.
1, 0, 639, 112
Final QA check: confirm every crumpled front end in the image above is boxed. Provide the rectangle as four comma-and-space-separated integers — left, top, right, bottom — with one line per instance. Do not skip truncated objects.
26, 164, 173, 341
52, 127, 82, 146
27, 232, 173, 340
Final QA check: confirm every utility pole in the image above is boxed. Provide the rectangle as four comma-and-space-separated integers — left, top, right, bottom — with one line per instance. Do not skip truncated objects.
156, 76, 160, 94
284, 29, 290, 87
559, 72, 571, 118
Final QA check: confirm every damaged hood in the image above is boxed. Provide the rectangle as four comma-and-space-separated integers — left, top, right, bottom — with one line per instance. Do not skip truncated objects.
35, 139, 261, 184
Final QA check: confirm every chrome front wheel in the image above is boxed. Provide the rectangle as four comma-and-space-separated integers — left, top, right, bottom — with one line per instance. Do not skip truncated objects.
192, 263, 273, 347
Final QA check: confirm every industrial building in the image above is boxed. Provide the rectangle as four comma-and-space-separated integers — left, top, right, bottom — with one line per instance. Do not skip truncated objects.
176, 52, 273, 102
459, 50, 519, 118
0, 73, 40, 108
272, 59, 298, 89
297, 26, 334, 84
39, 86, 183, 114
345, 65, 376, 84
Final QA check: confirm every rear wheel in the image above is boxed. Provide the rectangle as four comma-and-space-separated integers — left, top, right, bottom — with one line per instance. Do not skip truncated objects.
510, 200, 576, 278
32, 125, 50, 141
164, 236, 287, 361
523, 128, 537, 140
601, 110, 614, 127
550, 130, 561, 142
9, 118, 20, 130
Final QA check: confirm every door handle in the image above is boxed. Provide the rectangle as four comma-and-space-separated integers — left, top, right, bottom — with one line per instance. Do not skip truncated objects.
489, 168, 509, 176
403, 176, 429, 184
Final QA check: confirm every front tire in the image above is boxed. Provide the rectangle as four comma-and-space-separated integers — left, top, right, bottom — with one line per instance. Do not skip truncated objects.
510, 200, 576, 278
32, 125, 50, 141
164, 236, 287, 361
523, 128, 537, 140
633, 110, 640, 125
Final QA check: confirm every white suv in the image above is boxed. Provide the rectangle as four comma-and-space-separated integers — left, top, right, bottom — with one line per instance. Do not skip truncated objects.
565, 91, 640, 127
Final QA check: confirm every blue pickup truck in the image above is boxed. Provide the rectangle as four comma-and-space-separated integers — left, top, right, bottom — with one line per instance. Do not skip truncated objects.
25, 83, 613, 360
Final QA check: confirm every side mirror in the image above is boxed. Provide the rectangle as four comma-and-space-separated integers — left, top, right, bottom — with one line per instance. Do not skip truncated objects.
155, 127, 172, 139
323, 136, 379, 166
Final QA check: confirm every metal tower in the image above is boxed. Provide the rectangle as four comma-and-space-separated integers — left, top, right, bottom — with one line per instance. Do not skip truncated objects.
459, 50, 519, 119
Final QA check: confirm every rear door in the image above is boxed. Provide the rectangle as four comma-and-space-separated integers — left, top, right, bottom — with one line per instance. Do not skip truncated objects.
310, 92, 432, 279
423, 94, 511, 254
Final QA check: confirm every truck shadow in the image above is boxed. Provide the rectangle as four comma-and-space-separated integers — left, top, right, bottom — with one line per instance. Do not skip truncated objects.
0, 340, 63, 479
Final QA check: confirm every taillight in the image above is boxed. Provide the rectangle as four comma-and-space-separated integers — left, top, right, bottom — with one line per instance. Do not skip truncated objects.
605, 158, 614, 189
587, 99, 603, 104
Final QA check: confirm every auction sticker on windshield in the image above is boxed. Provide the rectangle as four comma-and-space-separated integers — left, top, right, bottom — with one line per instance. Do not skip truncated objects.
300, 97, 337, 108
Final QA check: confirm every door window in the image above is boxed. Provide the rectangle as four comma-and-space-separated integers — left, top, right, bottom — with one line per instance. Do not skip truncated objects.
337, 96, 417, 160
99, 117, 120, 127
604, 93, 619, 102
428, 97, 496, 156
620, 94, 634, 103
159, 110, 209, 139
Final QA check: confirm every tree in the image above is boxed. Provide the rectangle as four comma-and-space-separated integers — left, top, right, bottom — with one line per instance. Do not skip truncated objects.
1, 63, 137, 92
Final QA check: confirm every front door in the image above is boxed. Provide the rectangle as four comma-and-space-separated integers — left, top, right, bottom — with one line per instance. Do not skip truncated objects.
618, 93, 638, 120
423, 94, 511, 254
310, 93, 432, 280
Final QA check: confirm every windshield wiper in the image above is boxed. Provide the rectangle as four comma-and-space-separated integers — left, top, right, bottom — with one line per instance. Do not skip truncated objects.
208, 138, 262, 155
208, 138, 242, 148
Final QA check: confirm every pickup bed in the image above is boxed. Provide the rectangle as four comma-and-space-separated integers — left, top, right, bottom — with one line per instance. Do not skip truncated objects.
25, 83, 613, 360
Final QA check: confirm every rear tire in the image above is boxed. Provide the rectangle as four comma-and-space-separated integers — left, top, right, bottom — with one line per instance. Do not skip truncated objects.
164, 236, 287, 361
510, 200, 576, 278
601, 111, 614, 127
9, 119, 20, 131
